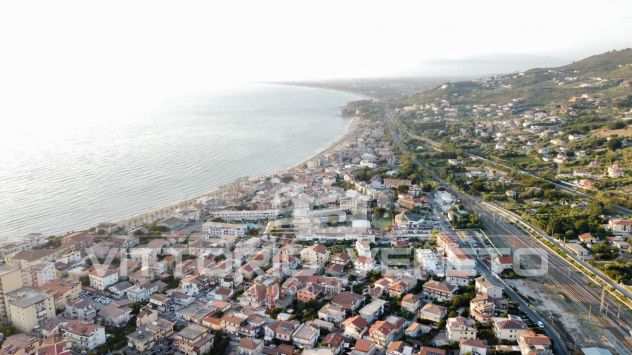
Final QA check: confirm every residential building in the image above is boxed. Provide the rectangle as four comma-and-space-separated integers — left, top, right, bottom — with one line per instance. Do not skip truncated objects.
475, 277, 503, 299
386, 341, 413, 355
517, 330, 552, 355
88, 266, 119, 291
24, 261, 57, 288
493, 316, 528, 342
239, 337, 264, 355
62, 320, 106, 350
418, 303, 447, 323
447, 316, 477, 342
127, 327, 156, 352
318, 303, 346, 324
264, 320, 299, 342
0, 266, 23, 321
204, 221, 247, 238
64, 299, 97, 321
6, 287, 55, 332
0, 334, 41, 355
422, 280, 456, 302
401, 293, 421, 313
300, 244, 330, 267
460, 339, 487, 355
419, 346, 447, 355
352, 338, 377, 355
354, 256, 376, 274
470, 294, 495, 324
355, 240, 372, 258
292, 323, 320, 348
368, 318, 404, 348
331, 291, 364, 313
342, 315, 368, 339
359, 299, 386, 323
99, 304, 131, 327
41, 279, 81, 310
608, 219, 632, 235
173, 324, 214, 355
208, 209, 280, 221
322, 333, 344, 355
567, 243, 592, 261
491, 255, 513, 274
607, 163, 624, 178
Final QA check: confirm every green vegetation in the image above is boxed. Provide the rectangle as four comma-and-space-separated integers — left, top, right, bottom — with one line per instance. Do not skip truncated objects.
207, 331, 230, 355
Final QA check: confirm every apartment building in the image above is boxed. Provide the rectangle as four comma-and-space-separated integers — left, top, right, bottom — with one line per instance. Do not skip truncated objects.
6, 287, 55, 332
0, 266, 23, 321
173, 323, 215, 355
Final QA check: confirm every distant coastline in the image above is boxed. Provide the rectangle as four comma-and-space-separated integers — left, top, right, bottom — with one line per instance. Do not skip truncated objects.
1, 83, 365, 240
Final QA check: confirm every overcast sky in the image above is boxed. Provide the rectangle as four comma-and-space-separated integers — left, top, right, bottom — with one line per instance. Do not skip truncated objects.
0, 0, 631, 120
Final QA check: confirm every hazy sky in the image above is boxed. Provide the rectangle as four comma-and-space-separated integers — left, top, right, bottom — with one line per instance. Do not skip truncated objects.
0, 0, 631, 123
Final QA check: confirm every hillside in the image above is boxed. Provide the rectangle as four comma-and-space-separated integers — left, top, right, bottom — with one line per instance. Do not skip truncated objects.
401, 48, 632, 109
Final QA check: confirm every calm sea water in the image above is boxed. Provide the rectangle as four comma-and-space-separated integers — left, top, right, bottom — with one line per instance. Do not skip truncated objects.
0, 84, 362, 239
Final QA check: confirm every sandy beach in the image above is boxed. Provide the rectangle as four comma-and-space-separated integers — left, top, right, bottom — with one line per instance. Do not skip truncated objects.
111, 113, 363, 229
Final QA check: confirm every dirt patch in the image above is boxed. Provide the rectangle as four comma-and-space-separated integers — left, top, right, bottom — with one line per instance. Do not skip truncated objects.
507, 278, 614, 350
594, 127, 632, 138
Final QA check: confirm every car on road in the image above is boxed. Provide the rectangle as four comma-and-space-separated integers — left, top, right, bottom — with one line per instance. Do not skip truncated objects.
537, 321, 545, 328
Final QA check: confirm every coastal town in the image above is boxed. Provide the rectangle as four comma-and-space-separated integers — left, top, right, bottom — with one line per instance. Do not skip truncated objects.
0, 50, 631, 355
0, 115, 563, 355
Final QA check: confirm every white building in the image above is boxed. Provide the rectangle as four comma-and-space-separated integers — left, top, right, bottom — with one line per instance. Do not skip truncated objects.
203, 221, 247, 238
447, 317, 477, 342
493, 316, 528, 342
475, 277, 503, 299
28, 261, 57, 287
88, 266, 119, 291
62, 320, 107, 350
355, 240, 372, 258
359, 299, 386, 323
300, 245, 330, 267
435, 190, 455, 212
608, 219, 632, 235
415, 249, 442, 276
209, 209, 280, 222
607, 163, 624, 178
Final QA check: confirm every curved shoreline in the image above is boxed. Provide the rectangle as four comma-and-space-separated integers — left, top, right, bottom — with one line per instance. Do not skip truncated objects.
2, 84, 367, 241
112, 114, 362, 229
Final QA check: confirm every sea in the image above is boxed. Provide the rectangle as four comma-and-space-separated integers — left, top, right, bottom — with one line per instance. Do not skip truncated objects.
0, 83, 363, 239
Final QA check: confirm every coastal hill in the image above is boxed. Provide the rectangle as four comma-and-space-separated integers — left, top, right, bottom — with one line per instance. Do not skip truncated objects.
381, 47, 632, 210
401, 48, 632, 109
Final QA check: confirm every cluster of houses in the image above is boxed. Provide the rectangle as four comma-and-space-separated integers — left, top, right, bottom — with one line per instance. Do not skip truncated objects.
0, 116, 559, 355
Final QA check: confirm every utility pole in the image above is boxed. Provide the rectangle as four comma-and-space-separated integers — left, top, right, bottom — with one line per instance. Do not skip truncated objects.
600, 288, 606, 314
588, 304, 592, 321
617, 304, 621, 319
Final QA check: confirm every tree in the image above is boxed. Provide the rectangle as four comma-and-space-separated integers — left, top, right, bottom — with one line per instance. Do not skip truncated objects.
592, 242, 619, 260
0, 323, 17, 338
79, 275, 90, 287
608, 138, 623, 151
400, 153, 415, 176
608, 121, 626, 130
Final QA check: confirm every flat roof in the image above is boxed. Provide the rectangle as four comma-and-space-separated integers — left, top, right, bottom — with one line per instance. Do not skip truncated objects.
7, 287, 49, 308
177, 324, 207, 340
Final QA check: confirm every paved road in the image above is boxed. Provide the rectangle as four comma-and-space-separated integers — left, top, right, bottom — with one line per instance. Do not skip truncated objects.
387, 112, 632, 353
458, 229, 568, 355
456, 191, 632, 354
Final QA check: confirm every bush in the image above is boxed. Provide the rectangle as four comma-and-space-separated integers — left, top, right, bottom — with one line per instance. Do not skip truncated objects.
608, 121, 627, 130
